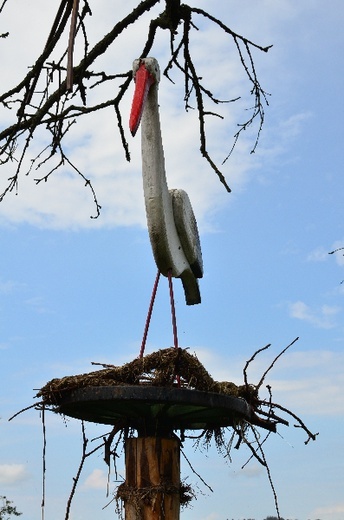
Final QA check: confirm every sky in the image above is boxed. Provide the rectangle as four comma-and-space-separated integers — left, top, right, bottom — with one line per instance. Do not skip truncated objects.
0, 1, 343, 519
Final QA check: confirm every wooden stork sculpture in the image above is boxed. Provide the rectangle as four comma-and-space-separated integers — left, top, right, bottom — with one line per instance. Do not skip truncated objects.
129, 57, 203, 305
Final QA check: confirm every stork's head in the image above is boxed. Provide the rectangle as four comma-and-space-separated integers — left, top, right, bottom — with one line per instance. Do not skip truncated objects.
129, 57, 160, 136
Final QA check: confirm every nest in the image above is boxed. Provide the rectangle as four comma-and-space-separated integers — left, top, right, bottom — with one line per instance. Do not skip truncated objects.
37, 347, 258, 407
115, 480, 194, 512
32, 344, 317, 520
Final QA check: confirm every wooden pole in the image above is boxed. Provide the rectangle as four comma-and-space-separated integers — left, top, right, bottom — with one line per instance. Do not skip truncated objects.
123, 437, 180, 520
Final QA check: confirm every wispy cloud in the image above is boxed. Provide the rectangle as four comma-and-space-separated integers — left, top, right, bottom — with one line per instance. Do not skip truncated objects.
0, 278, 24, 294
263, 349, 344, 416
201, 514, 221, 520
311, 502, 344, 520
307, 246, 329, 262
0, 464, 29, 486
307, 241, 344, 267
231, 464, 264, 479
329, 240, 344, 266
194, 347, 344, 416
288, 300, 340, 329
24, 295, 51, 314
83, 468, 108, 490
278, 111, 312, 140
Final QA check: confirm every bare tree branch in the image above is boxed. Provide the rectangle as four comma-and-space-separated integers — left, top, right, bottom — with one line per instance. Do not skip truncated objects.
0, 0, 271, 214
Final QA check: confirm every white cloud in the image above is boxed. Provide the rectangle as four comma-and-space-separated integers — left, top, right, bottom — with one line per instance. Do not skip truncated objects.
307, 246, 329, 262
201, 514, 220, 520
262, 349, 344, 416
83, 468, 108, 490
0, 464, 29, 486
232, 464, 264, 479
288, 300, 341, 329
269, 375, 344, 416
311, 502, 344, 520
24, 295, 52, 315
278, 111, 312, 140
0, 279, 25, 294
194, 347, 344, 416
329, 241, 344, 266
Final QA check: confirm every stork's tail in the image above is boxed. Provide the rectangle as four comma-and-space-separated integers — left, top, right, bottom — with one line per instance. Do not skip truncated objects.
180, 269, 201, 305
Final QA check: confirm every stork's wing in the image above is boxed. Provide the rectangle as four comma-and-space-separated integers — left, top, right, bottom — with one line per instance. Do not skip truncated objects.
170, 189, 203, 279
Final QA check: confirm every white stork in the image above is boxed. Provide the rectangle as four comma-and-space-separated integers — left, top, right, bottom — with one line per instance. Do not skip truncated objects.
129, 57, 203, 305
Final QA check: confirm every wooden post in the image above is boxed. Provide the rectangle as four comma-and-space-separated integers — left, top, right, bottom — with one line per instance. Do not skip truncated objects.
123, 437, 180, 520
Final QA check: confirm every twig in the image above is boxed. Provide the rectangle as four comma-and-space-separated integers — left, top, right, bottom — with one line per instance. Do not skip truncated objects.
269, 401, 318, 444
257, 337, 299, 389
251, 426, 281, 520
8, 402, 42, 421
243, 343, 271, 387
181, 448, 213, 493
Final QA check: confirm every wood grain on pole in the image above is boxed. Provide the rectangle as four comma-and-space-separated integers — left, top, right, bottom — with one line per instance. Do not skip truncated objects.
124, 437, 180, 520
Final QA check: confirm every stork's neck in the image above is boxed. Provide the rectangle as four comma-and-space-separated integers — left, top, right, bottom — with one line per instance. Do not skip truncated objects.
140, 83, 168, 198
139, 77, 192, 281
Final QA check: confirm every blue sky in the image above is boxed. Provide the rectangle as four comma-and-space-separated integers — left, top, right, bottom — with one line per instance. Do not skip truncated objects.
0, 1, 343, 519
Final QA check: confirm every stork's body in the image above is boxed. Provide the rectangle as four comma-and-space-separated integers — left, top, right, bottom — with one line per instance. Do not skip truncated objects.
130, 58, 203, 305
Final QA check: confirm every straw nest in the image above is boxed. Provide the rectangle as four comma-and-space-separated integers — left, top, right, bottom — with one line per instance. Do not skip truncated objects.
115, 480, 195, 513
37, 347, 258, 407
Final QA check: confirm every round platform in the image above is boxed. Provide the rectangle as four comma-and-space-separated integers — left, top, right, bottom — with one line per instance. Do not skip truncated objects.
56, 385, 255, 434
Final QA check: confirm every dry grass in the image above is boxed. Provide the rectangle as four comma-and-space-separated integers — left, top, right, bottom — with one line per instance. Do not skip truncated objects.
37, 347, 258, 407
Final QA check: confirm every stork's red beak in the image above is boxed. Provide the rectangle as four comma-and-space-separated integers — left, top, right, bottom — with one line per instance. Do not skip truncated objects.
129, 62, 155, 137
